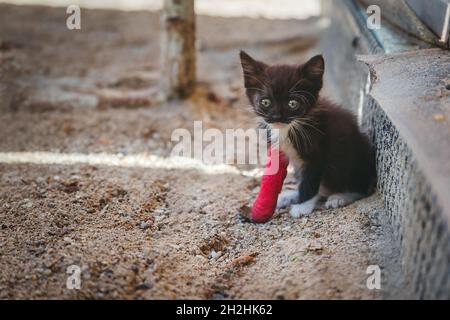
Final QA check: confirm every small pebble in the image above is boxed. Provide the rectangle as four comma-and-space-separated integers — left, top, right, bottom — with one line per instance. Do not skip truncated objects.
22, 200, 33, 209
43, 269, 52, 276
135, 283, 152, 291
194, 254, 207, 264
210, 250, 222, 259
140, 221, 152, 230
153, 208, 165, 215
35, 177, 46, 184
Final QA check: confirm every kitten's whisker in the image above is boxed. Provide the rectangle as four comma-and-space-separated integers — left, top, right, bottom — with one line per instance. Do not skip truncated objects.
290, 120, 312, 152
297, 118, 325, 136
290, 90, 317, 103
288, 123, 304, 152
292, 119, 319, 152
291, 94, 311, 107
295, 119, 315, 149
253, 110, 267, 118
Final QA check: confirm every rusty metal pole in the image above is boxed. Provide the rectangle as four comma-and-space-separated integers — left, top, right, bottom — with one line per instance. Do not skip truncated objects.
160, 0, 196, 100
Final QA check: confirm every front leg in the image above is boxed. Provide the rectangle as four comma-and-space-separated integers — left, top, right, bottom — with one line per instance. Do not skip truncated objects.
298, 164, 322, 203
290, 164, 322, 218
276, 189, 299, 209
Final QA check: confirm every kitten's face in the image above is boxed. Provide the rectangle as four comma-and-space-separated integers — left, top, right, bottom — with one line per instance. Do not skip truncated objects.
239, 51, 324, 127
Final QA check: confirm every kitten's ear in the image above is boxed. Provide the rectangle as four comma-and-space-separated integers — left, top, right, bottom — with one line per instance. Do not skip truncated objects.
301, 54, 325, 81
239, 50, 267, 89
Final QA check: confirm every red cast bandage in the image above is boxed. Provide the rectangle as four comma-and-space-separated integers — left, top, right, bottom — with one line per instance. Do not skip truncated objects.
250, 148, 289, 223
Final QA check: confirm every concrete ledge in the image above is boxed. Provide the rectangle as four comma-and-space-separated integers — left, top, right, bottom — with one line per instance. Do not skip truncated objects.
360, 50, 450, 297
360, 49, 450, 220
323, 0, 450, 298
363, 95, 450, 299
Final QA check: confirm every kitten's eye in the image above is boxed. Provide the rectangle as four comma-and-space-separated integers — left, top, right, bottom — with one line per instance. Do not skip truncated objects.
260, 98, 271, 108
288, 100, 299, 109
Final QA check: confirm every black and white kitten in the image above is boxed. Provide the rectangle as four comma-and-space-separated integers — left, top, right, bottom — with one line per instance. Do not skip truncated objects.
239, 51, 376, 217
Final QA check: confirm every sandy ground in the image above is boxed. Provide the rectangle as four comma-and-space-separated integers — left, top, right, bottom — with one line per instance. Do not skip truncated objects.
0, 4, 404, 299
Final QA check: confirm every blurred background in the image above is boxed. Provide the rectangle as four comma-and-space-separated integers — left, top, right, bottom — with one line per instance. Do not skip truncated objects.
1, 0, 321, 18
0, 0, 448, 300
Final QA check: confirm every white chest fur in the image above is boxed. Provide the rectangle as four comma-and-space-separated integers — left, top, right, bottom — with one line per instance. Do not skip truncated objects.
270, 124, 304, 168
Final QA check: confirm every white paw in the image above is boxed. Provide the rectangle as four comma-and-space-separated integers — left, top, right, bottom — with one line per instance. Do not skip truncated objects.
277, 190, 298, 209
325, 195, 348, 209
290, 203, 315, 218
